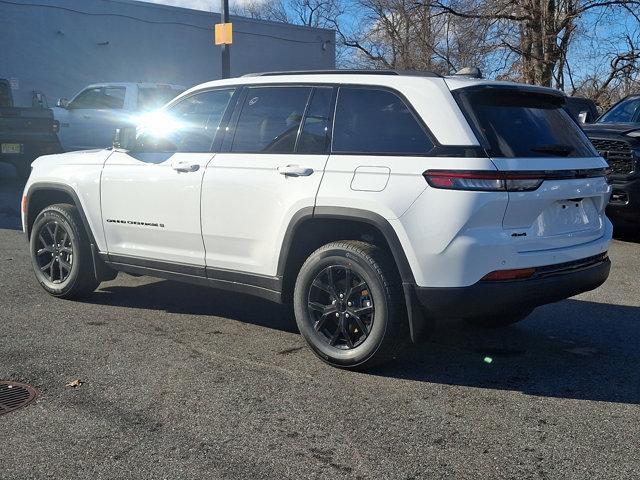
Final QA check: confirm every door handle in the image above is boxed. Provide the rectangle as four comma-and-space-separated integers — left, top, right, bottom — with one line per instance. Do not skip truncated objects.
172, 161, 200, 173
278, 165, 314, 177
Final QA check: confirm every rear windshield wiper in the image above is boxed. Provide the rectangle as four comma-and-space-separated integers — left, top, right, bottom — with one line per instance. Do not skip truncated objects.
530, 144, 575, 156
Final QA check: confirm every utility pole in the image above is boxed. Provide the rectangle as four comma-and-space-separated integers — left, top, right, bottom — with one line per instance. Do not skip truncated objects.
220, 0, 231, 79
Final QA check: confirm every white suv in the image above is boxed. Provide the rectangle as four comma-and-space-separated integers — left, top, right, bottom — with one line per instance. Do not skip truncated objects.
21, 70, 612, 369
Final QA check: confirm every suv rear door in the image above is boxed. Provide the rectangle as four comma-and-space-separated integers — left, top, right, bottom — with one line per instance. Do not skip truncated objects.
200, 85, 334, 277
452, 85, 610, 253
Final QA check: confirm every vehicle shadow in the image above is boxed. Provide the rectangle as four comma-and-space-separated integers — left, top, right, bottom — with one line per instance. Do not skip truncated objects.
86, 277, 640, 404
373, 299, 640, 404
87, 278, 298, 333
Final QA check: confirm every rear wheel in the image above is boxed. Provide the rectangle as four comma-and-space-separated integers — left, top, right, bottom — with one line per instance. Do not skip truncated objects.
293, 240, 407, 369
30, 203, 99, 298
464, 309, 533, 328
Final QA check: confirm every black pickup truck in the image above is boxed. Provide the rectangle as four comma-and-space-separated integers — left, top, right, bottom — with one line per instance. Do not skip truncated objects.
582, 95, 640, 224
0, 79, 62, 179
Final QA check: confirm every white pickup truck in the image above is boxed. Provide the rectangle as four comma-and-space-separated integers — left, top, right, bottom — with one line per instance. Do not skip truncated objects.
53, 82, 184, 151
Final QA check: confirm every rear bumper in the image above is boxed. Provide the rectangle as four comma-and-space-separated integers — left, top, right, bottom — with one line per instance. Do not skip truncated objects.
412, 254, 611, 320
607, 176, 640, 223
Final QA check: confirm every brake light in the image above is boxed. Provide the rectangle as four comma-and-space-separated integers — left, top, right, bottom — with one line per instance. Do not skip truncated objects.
482, 268, 536, 281
423, 170, 543, 192
423, 168, 610, 192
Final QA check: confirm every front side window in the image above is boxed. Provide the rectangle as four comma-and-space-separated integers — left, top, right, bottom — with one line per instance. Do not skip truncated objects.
332, 87, 433, 154
231, 86, 311, 153
598, 97, 640, 124
137, 88, 235, 153
456, 89, 597, 158
70, 87, 126, 109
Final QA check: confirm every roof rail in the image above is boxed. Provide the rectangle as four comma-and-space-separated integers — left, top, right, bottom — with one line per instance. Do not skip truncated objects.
242, 69, 442, 78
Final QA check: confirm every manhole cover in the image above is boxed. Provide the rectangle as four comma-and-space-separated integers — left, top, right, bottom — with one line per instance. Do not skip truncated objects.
0, 381, 38, 416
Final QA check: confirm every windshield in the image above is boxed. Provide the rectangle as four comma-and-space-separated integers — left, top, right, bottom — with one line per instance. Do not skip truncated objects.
138, 86, 184, 111
598, 97, 640, 123
455, 89, 597, 158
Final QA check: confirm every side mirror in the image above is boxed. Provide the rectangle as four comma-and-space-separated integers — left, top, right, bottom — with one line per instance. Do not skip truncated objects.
56, 98, 69, 108
113, 126, 137, 150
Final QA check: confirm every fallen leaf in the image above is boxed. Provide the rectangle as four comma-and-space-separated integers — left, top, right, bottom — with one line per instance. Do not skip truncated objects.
65, 379, 82, 388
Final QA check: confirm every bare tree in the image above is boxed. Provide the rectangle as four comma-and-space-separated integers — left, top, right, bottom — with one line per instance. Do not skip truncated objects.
427, 0, 640, 88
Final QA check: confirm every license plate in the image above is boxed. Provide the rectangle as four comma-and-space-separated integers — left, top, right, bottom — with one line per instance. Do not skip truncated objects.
1, 143, 22, 154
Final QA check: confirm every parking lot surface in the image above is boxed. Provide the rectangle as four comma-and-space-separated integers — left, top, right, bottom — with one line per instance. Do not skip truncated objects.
1, 169, 639, 479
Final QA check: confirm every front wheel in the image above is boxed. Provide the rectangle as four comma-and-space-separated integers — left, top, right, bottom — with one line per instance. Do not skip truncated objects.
30, 203, 99, 298
293, 240, 407, 369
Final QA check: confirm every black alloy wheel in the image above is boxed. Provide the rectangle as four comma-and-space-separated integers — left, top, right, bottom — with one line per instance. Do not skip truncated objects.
34, 220, 74, 284
307, 265, 375, 350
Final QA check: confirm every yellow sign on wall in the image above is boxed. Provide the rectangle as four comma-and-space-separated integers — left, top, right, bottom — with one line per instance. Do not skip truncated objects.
215, 23, 233, 45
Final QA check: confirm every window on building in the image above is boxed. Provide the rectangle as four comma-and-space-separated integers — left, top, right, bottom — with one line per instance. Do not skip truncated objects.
332, 87, 433, 154
231, 86, 312, 153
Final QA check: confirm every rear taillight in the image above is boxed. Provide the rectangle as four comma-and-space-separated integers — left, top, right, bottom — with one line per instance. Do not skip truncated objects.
423, 170, 543, 192
423, 168, 610, 192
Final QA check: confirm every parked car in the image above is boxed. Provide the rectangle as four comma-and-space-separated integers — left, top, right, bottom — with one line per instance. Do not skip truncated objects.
582, 95, 640, 223
21, 71, 612, 369
0, 78, 62, 178
53, 82, 185, 151
564, 96, 599, 124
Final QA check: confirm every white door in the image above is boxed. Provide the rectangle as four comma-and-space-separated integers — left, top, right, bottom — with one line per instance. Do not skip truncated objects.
57, 86, 128, 151
201, 86, 334, 276
101, 88, 237, 266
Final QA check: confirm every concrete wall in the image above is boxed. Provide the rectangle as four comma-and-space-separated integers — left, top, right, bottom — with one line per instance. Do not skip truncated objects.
0, 0, 335, 106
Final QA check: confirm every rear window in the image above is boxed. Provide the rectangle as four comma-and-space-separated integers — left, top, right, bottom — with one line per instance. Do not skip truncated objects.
138, 86, 184, 111
456, 89, 597, 158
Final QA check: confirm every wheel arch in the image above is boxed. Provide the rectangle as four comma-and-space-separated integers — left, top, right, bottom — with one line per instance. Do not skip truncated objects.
25, 182, 97, 247
277, 207, 416, 300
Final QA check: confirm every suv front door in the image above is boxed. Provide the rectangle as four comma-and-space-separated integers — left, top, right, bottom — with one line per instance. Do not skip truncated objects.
201, 85, 334, 278
101, 88, 236, 268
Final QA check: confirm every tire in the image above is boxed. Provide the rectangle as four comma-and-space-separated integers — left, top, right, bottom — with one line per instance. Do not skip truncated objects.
293, 240, 407, 369
30, 203, 99, 298
464, 309, 533, 328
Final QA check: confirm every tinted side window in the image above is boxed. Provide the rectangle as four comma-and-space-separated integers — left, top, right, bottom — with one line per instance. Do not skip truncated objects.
231, 87, 311, 153
139, 89, 234, 153
332, 88, 433, 154
70, 87, 126, 109
297, 87, 333, 154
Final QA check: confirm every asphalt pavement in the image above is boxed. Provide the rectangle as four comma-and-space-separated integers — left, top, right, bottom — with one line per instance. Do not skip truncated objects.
1, 166, 639, 479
